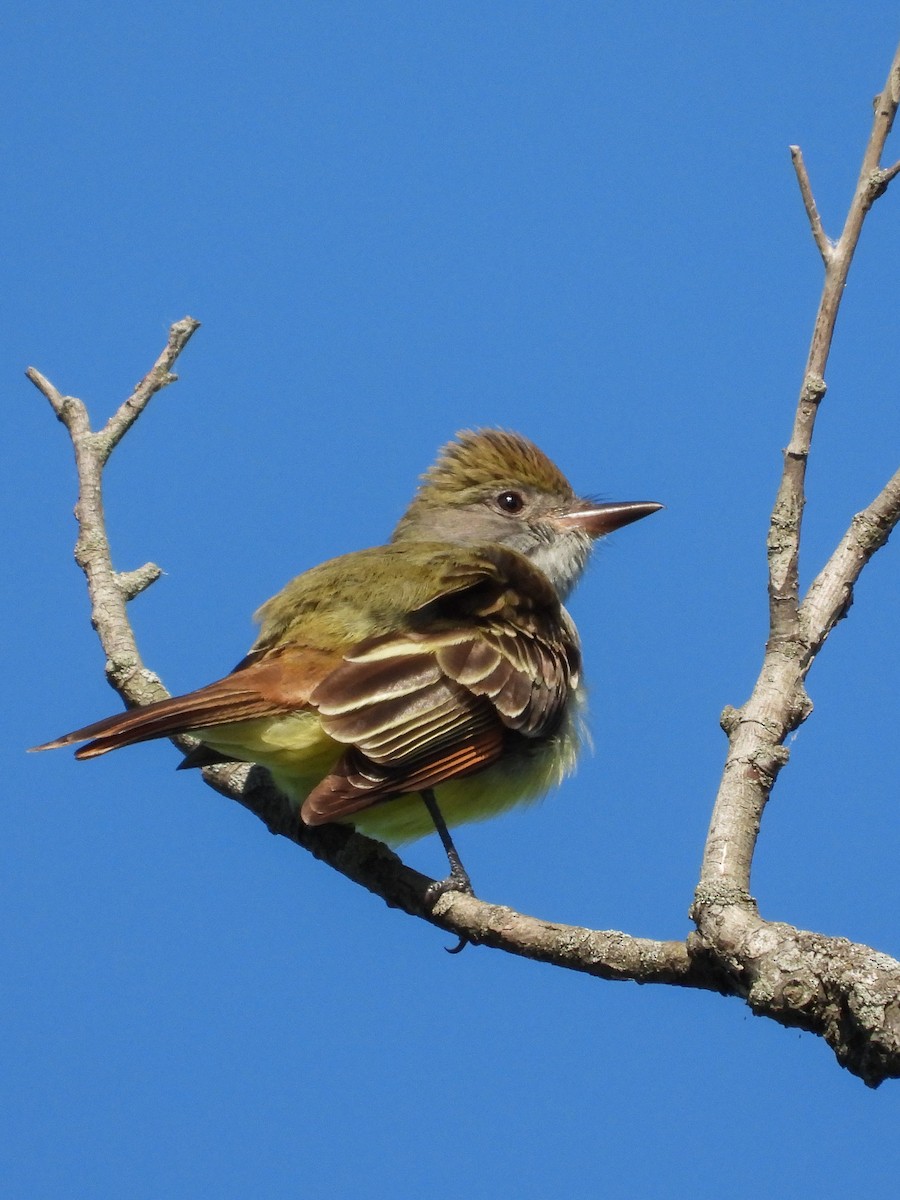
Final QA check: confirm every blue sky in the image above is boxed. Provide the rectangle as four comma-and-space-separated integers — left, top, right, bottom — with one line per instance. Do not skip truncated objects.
5, 4, 900, 1197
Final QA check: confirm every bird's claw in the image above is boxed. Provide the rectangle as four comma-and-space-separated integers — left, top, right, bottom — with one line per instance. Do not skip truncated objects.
425, 867, 475, 954
425, 865, 474, 905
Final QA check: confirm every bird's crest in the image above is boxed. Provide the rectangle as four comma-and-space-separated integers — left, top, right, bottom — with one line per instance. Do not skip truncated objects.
413, 429, 575, 506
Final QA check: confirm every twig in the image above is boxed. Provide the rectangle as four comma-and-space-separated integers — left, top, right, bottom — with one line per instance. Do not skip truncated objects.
789, 145, 832, 263
101, 316, 200, 459
27, 318, 200, 707
769, 49, 900, 648
25, 367, 70, 421
801, 468, 900, 654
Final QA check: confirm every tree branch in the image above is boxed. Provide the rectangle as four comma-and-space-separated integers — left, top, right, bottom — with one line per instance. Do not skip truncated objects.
801, 468, 900, 655
700, 43, 900, 899
100, 316, 200, 460
27, 317, 200, 706
691, 44, 900, 1084
770, 48, 900, 647
789, 145, 832, 263
206, 760, 713, 987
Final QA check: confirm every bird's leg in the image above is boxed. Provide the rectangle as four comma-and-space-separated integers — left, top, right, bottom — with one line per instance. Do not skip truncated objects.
420, 788, 473, 954
420, 788, 474, 899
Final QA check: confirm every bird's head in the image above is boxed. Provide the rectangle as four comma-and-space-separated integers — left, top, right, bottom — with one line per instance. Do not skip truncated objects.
392, 429, 662, 599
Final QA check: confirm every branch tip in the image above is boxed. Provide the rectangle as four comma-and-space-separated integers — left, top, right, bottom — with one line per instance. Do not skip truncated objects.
116, 563, 164, 601
102, 316, 200, 454
790, 145, 832, 262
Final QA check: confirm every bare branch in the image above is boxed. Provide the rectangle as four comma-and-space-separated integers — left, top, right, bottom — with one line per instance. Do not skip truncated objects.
691, 43, 900, 1084
790, 145, 832, 263
99, 316, 200, 461
770, 46, 900, 644
26, 367, 67, 415
701, 44, 900, 898
212, 761, 708, 987
801, 468, 900, 654
688, 894, 900, 1088
116, 563, 164, 601
211, 761, 900, 1085
33, 319, 199, 708
26, 367, 89, 434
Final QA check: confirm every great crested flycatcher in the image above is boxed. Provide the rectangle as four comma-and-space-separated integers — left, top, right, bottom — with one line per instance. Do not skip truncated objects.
34, 429, 661, 893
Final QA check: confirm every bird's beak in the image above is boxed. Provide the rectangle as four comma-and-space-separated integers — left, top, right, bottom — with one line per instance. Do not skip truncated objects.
554, 499, 664, 538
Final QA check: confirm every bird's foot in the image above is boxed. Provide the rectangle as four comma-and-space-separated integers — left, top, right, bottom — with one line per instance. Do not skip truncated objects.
425, 864, 475, 954
425, 861, 474, 905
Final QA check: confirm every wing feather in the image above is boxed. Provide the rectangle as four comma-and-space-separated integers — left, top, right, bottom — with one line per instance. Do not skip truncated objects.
301, 547, 580, 824
302, 727, 504, 823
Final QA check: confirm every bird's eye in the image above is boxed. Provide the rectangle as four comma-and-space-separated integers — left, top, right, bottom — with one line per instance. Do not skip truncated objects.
496, 490, 525, 514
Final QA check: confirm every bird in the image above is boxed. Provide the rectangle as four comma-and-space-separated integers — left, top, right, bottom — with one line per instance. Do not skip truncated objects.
33, 429, 661, 895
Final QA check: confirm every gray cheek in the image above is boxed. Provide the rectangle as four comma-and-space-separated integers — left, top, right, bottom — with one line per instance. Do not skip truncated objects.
402, 505, 513, 545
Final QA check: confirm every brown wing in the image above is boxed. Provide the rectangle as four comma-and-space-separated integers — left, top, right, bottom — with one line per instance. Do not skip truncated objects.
300, 546, 580, 824
302, 647, 505, 821
30, 645, 335, 760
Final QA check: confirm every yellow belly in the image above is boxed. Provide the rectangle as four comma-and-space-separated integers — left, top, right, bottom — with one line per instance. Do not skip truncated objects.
195, 698, 585, 846
194, 712, 344, 809
349, 717, 583, 843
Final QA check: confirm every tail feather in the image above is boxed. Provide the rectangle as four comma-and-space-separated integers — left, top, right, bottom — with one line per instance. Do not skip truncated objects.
30, 683, 291, 760
31, 646, 335, 762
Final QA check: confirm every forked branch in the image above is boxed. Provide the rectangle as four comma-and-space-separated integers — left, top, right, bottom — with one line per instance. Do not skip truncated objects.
691, 44, 900, 1084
